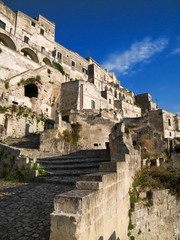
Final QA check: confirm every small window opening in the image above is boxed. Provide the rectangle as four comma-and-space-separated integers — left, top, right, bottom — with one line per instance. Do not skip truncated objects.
109, 99, 111, 104
91, 100, 95, 109
94, 143, 98, 147
12, 101, 18, 105
24, 36, 29, 44
0, 20, 6, 30
41, 46, 45, 52
71, 61, 75, 70
168, 119, 171, 126
82, 68, 87, 75
62, 115, 69, 123
57, 52, 62, 63
40, 28, 44, 35
32, 21, 36, 27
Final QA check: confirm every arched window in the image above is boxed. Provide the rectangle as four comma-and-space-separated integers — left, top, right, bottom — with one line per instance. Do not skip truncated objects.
43, 57, 51, 66
0, 33, 16, 50
21, 48, 39, 63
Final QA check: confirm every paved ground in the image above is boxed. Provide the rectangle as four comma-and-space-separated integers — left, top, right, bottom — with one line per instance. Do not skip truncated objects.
0, 181, 74, 240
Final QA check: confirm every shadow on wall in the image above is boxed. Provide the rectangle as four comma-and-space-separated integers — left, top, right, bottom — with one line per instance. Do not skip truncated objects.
98, 231, 120, 240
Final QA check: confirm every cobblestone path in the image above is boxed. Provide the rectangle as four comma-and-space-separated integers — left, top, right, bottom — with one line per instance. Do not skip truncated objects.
0, 181, 73, 240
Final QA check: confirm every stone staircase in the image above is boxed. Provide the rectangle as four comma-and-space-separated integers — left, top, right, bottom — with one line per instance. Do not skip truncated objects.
5, 134, 40, 149
36, 149, 110, 185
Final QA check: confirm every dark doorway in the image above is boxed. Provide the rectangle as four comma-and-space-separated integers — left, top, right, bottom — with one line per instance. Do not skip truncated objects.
25, 84, 38, 98
105, 142, 109, 149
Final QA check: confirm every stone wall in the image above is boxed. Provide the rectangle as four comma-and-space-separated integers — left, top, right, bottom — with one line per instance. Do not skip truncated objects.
69, 110, 117, 149
148, 110, 180, 139
114, 100, 141, 118
39, 129, 77, 155
49, 122, 141, 240
60, 80, 108, 112
0, 143, 20, 177
0, 44, 40, 80
5, 115, 44, 138
131, 189, 180, 240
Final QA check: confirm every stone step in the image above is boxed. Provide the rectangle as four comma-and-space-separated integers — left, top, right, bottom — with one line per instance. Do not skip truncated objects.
47, 168, 98, 177
36, 149, 110, 185
6, 135, 40, 149
41, 163, 99, 171
37, 176, 80, 185
37, 157, 109, 165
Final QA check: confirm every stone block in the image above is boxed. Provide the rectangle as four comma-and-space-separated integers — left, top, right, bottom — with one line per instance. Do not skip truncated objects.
54, 190, 94, 214
76, 181, 103, 190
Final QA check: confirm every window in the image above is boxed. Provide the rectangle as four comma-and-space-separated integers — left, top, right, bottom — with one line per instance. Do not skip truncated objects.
115, 91, 117, 98
168, 119, 171, 126
32, 21, 36, 27
169, 132, 171, 136
82, 68, 87, 75
109, 99, 111, 104
41, 46, 45, 52
91, 100, 95, 109
71, 61, 75, 70
62, 115, 69, 123
52, 50, 56, 58
98, 82, 100, 90
40, 28, 44, 35
57, 52, 62, 63
0, 20, 6, 30
24, 36, 29, 44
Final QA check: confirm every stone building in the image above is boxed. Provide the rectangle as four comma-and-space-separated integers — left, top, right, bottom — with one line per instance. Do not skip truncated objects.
135, 93, 158, 113
0, 1, 179, 148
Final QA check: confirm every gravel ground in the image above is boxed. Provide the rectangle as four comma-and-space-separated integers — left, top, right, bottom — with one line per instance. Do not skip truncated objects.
0, 181, 73, 240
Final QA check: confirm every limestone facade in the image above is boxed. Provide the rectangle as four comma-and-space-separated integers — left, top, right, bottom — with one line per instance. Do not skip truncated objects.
0, 1, 179, 146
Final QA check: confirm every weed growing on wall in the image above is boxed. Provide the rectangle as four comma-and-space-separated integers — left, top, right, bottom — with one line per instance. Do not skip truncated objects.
17, 75, 42, 87
31, 163, 48, 176
71, 123, 82, 146
52, 61, 65, 75
0, 106, 8, 114
4, 82, 9, 89
62, 123, 82, 146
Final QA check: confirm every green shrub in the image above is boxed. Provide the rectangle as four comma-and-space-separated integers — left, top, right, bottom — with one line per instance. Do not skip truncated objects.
0, 106, 8, 114
71, 123, 82, 146
17, 75, 42, 86
52, 61, 65, 75
63, 130, 72, 143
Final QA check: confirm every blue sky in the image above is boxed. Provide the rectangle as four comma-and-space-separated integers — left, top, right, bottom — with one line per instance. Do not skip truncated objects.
4, 0, 180, 114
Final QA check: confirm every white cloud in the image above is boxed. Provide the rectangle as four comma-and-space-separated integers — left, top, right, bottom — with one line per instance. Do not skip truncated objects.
102, 37, 169, 75
171, 47, 180, 55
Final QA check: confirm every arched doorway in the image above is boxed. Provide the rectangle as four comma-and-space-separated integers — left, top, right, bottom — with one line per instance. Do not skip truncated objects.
0, 33, 16, 51
24, 84, 38, 98
43, 57, 52, 66
21, 48, 39, 63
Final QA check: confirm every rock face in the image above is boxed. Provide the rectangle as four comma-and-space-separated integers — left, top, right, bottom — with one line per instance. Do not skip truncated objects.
131, 189, 180, 240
